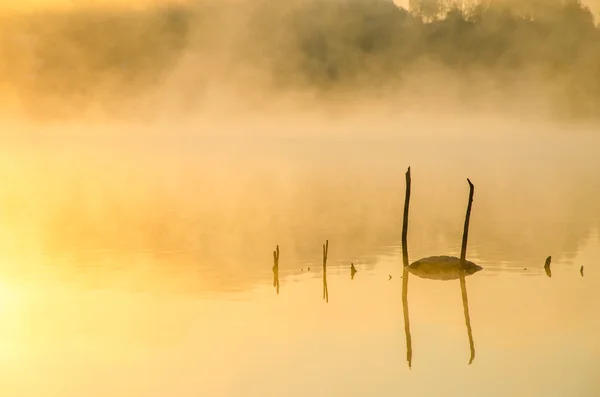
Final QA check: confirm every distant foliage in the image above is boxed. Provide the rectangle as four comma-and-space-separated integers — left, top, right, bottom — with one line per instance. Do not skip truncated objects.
0, 0, 599, 119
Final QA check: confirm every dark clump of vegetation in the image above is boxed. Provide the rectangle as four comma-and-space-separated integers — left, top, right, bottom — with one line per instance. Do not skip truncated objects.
1, 0, 599, 120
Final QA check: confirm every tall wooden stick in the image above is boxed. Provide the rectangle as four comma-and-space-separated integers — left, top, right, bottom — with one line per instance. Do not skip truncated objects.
401, 167, 412, 368
460, 179, 474, 265
402, 167, 411, 268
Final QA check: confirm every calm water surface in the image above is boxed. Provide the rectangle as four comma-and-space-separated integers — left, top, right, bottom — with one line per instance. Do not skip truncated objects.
0, 125, 599, 396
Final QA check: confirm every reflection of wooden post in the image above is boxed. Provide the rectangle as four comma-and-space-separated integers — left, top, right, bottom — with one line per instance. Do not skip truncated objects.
272, 245, 280, 295
402, 267, 412, 368
460, 179, 474, 265
402, 167, 411, 268
401, 167, 412, 368
323, 240, 329, 303
459, 271, 475, 364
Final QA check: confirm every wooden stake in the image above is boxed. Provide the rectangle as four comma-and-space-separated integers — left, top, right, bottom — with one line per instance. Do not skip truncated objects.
460, 179, 474, 265
402, 167, 411, 268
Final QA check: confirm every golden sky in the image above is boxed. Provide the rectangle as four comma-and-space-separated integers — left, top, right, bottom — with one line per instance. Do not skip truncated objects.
0, 0, 190, 12
1, 0, 598, 13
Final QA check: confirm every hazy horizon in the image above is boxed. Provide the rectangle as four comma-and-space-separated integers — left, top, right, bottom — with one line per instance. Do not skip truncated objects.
2, 0, 600, 127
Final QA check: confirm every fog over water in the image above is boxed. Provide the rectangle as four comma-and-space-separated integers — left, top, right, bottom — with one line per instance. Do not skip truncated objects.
2, 0, 600, 124
1, 1, 600, 397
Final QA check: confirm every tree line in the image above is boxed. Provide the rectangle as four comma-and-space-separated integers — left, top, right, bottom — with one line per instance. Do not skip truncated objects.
0, 0, 598, 119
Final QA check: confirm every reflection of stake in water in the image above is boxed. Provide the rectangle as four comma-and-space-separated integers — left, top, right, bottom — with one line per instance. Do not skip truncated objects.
350, 263, 357, 279
323, 240, 329, 303
459, 270, 475, 365
401, 266, 412, 368
401, 167, 480, 367
272, 245, 280, 295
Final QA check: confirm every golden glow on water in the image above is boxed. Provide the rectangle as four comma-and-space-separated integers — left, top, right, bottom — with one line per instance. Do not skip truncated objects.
0, 129, 599, 396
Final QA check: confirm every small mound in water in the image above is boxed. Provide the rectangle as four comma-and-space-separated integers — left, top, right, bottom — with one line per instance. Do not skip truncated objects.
408, 256, 483, 281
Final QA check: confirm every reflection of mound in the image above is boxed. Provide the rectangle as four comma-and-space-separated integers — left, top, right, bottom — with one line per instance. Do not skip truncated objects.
408, 256, 482, 281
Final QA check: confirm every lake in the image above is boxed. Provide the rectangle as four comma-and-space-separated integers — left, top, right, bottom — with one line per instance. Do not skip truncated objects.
0, 118, 599, 396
